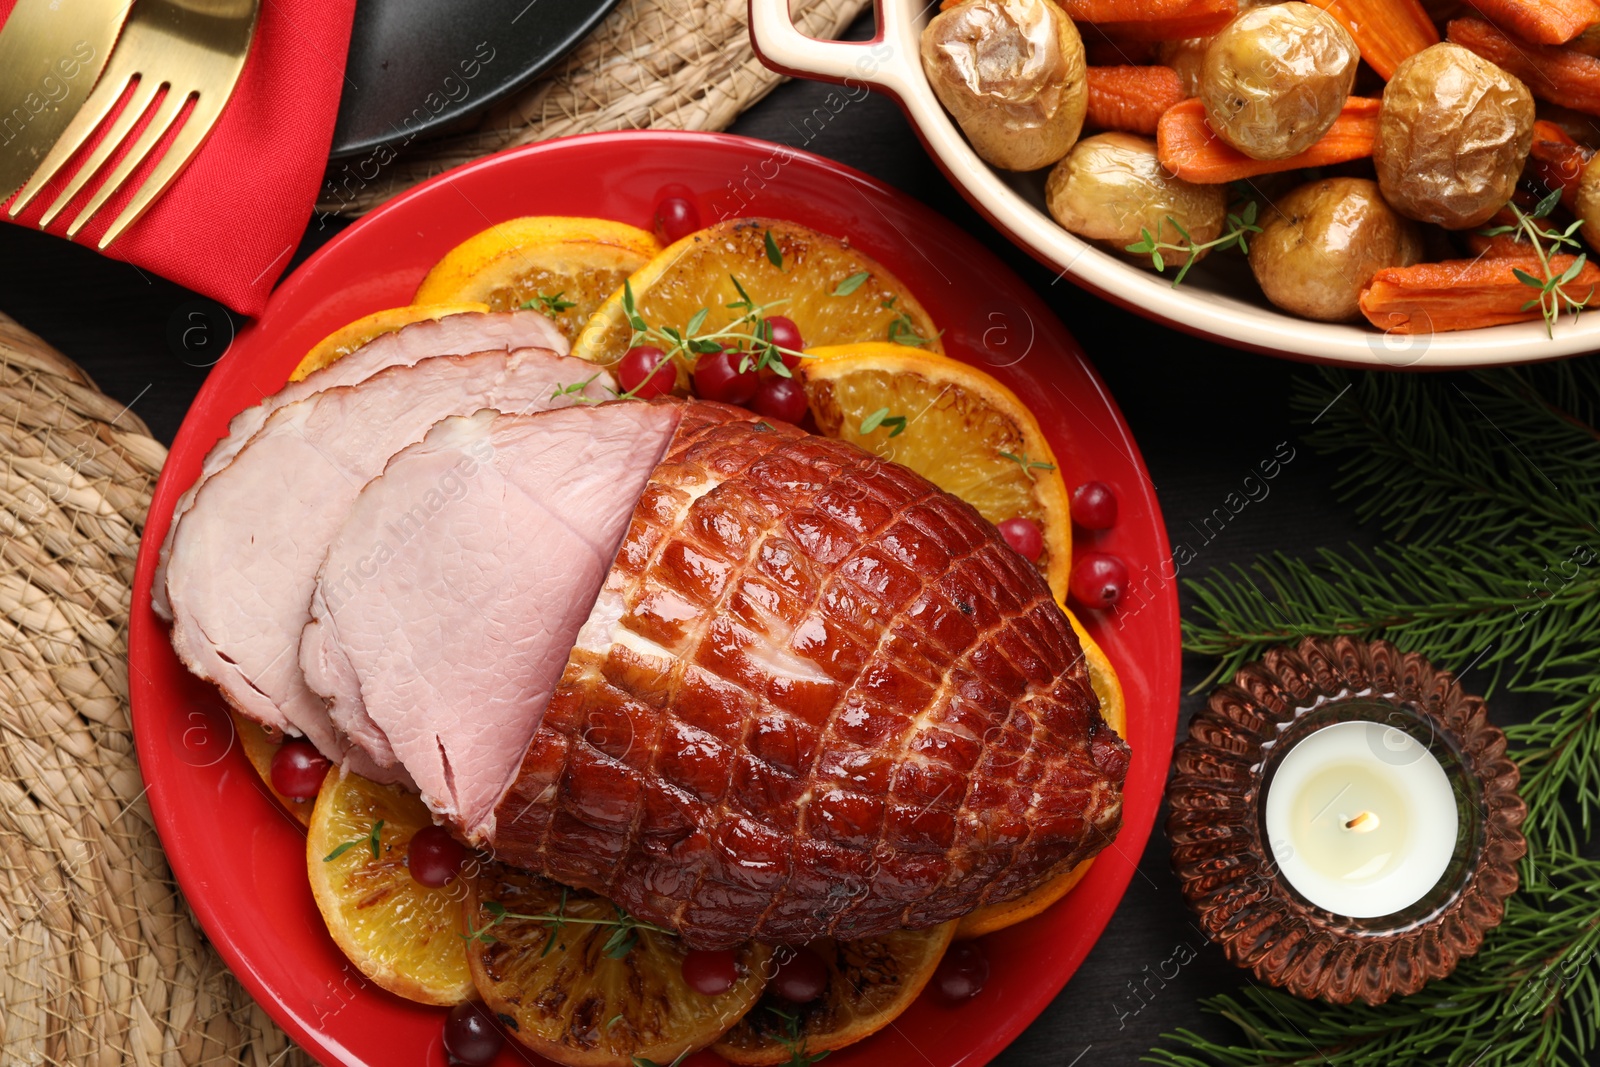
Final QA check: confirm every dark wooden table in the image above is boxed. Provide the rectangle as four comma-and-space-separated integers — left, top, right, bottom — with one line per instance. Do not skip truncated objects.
0, 12, 1555, 1064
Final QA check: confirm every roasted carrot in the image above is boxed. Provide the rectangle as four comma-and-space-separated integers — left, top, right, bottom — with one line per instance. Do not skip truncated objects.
1529, 120, 1592, 210
1463, 0, 1600, 47
1157, 97, 1381, 183
1360, 256, 1600, 333
1085, 66, 1188, 135
1313, 0, 1440, 80
1092, 1, 1240, 42
1448, 18, 1600, 115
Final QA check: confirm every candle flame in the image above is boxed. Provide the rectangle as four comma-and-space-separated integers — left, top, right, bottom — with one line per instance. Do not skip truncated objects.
1344, 811, 1380, 834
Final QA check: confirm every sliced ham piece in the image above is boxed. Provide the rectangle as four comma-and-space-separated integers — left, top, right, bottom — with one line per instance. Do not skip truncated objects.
163, 347, 606, 778
309, 396, 1128, 948
301, 403, 683, 833
152, 311, 566, 619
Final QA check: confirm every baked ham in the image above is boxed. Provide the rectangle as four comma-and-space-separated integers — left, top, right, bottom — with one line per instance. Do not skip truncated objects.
152, 310, 566, 619
162, 347, 606, 778
308, 398, 1128, 947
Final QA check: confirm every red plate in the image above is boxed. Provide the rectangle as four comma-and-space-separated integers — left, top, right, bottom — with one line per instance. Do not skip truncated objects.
129, 131, 1178, 1067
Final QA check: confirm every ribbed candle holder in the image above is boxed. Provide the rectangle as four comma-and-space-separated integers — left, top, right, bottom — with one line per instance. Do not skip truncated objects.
1167, 636, 1526, 1005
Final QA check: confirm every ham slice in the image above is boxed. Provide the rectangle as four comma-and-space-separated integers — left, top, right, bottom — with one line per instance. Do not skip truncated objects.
163, 347, 606, 778
301, 403, 683, 833
152, 311, 566, 619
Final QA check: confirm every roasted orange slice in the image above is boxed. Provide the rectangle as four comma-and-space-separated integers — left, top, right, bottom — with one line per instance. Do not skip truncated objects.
571, 217, 942, 369
954, 608, 1126, 938
414, 216, 661, 343
713, 924, 956, 1066
306, 772, 475, 1005
290, 303, 489, 382
801, 342, 1071, 601
229, 710, 313, 827
467, 862, 771, 1067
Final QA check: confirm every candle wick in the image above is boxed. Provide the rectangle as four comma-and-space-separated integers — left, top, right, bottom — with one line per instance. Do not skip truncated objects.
1344, 811, 1380, 834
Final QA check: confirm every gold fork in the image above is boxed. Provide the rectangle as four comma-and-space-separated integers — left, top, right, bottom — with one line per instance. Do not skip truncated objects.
8, 0, 260, 250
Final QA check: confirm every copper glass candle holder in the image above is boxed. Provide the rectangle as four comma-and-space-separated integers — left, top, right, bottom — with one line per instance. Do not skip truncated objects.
1168, 637, 1526, 1005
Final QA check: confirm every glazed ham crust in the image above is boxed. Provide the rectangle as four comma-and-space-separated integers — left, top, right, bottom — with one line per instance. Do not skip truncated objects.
492, 402, 1129, 948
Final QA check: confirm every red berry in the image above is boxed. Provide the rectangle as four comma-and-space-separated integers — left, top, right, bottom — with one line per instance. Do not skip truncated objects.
654, 196, 701, 244
618, 345, 675, 399
1071, 481, 1118, 530
681, 949, 741, 996
997, 517, 1044, 562
269, 740, 329, 799
762, 315, 804, 371
753, 377, 808, 424
693, 349, 758, 405
408, 825, 467, 888
932, 941, 989, 1001
443, 1001, 503, 1065
771, 946, 828, 1003
1070, 552, 1129, 609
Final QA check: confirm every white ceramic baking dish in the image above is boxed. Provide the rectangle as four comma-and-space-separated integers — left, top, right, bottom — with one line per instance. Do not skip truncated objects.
749, 0, 1599, 368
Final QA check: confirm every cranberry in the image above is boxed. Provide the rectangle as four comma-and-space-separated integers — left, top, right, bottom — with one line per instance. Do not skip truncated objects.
654, 195, 701, 244
617, 345, 675, 399
762, 315, 804, 372
771, 946, 828, 1003
682, 949, 741, 996
408, 825, 467, 888
269, 740, 329, 799
443, 1001, 503, 1065
753, 377, 808, 424
1071, 481, 1118, 530
997, 517, 1044, 562
933, 941, 989, 1001
693, 349, 758, 405
1070, 552, 1129, 610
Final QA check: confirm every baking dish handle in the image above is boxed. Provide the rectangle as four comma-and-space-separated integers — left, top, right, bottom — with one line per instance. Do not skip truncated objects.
748, 0, 919, 96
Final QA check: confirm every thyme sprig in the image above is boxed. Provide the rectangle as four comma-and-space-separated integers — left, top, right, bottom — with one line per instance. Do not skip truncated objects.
998, 449, 1056, 480
766, 1007, 830, 1067
323, 819, 383, 863
859, 407, 907, 438
522, 292, 578, 317
1126, 203, 1262, 287
461, 897, 675, 959
1479, 190, 1593, 337
622, 277, 806, 379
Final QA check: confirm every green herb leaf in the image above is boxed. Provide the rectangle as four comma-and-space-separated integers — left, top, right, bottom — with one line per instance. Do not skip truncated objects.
998, 449, 1057, 480
367, 819, 384, 860
522, 291, 577, 316
622, 280, 647, 333
1532, 186, 1564, 219
832, 271, 870, 296
764, 229, 784, 269
322, 840, 359, 862
685, 307, 708, 337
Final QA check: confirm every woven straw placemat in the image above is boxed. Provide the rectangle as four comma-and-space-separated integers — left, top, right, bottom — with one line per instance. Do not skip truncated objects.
318, 0, 871, 216
0, 314, 312, 1065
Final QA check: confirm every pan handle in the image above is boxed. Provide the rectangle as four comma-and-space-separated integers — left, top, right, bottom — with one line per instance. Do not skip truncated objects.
747, 0, 922, 97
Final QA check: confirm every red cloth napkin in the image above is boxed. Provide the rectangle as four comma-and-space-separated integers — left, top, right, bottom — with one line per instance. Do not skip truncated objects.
1, 0, 356, 316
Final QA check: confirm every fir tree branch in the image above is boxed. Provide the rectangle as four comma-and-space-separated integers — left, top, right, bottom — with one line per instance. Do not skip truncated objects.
1147, 854, 1600, 1067
1182, 540, 1600, 694
1292, 369, 1600, 547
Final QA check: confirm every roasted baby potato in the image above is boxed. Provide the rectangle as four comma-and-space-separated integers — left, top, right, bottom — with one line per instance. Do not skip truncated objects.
1375, 43, 1535, 230
1248, 178, 1425, 322
1577, 155, 1600, 254
1045, 132, 1226, 271
921, 0, 1088, 172
1199, 3, 1360, 161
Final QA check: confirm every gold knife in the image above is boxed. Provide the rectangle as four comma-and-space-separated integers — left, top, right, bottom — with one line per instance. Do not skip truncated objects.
0, 0, 133, 202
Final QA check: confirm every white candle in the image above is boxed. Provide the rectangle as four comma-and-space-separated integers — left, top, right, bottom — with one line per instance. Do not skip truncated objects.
1264, 720, 1458, 918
